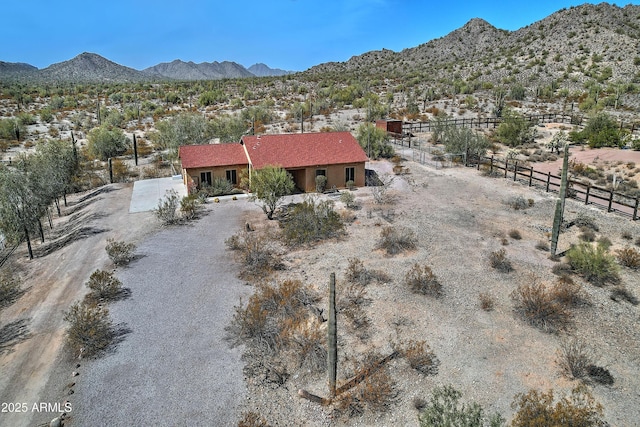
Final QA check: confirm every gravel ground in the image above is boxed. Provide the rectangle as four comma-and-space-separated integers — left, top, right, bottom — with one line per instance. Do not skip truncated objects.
70, 200, 253, 427
235, 155, 640, 426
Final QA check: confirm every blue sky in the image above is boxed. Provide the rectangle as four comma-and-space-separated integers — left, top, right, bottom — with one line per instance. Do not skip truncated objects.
1, 1, 636, 71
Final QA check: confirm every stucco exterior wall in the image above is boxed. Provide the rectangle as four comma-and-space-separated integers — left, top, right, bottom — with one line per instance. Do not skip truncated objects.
293, 162, 365, 192
183, 164, 248, 193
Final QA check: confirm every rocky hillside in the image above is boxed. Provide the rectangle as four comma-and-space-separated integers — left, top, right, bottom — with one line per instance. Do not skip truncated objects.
308, 3, 640, 88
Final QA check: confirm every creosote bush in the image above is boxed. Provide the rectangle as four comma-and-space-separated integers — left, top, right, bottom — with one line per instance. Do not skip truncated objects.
489, 248, 513, 272
404, 263, 442, 297
511, 282, 573, 333
418, 385, 505, 427
64, 301, 113, 358
105, 238, 136, 266
557, 338, 594, 380
85, 269, 123, 302
154, 189, 181, 225
180, 194, 202, 220
280, 196, 344, 246
225, 231, 282, 280
339, 191, 357, 209
345, 258, 390, 286
511, 386, 604, 427
376, 226, 417, 255
226, 280, 324, 375
566, 242, 619, 286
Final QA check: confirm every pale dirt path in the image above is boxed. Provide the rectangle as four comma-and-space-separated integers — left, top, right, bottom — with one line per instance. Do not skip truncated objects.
0, 183, 157, 427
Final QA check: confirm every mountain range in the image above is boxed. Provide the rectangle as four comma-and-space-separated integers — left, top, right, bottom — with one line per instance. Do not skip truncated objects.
0, 54, 293, 83
1, 3, 639, 86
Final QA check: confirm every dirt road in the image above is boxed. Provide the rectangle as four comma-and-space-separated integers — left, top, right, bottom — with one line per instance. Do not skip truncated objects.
0, 183, 157, 427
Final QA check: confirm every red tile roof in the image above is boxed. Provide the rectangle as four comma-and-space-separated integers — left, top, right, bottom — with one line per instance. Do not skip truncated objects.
241, 132, 368, 169
179, 143, 248, 169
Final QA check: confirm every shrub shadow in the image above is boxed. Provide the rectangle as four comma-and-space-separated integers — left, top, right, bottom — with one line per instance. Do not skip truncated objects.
0, 318, 31, 355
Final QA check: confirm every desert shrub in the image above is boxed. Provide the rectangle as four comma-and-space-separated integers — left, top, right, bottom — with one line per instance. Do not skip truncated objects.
180, 194, 201, 220
511, 282, 572, 333
238, 412, 270, 427
479, 292, 495, 311
535, 240, 550, 251
615, 246, 640, 269
344, 258, 390, 286
418, 385, 505, 427
64, 301, 113, 358
154, 189, 181, 225
610, 286, 639, 305
578, 228, 597, 242
596, 236, 612, 249
404, 264, 442, 297
394, 340, 439, 375
370, 174, 395, 204
621, 231, 633, 240
315, 174, 327, 193
85, 269, 123, 302
573, 214, 599, 231
226, 280, 320, 360
225, 231, 282, 280
0, 272, 22, 310
566, 243, 619, 286
201, 177, 234, 197
376, 226, 417, 255
511, 386, 604, 427
280, 197, 344, 246
105, 238, 136, 266
557, 338, 594, 380
338, 282, 371, 339
335, 354, 398, 418
551, 262, 573, 277
508, 229, 522, 240
635, 236, 640, 247
489, 249, 513, 272
339, 191, 357, 209
553, 277, 591, 308
507, 195, 529, 210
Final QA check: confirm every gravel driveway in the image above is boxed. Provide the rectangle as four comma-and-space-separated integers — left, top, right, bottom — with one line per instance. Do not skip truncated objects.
72, 200, 253, 426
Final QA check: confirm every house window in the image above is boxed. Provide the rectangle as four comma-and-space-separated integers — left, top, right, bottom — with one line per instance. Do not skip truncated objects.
200, 172, 212, 186
345, 167, 355, 184
315, 169, 326, 177
226, 169, 237, 185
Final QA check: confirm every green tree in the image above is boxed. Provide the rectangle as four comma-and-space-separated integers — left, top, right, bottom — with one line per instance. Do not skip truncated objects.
442, 126, 490, 159
0, 165, 42, 259
0, 118, 25, 141
496, 108, 535, 147
210, 114, 248, 142
87, 125, 129, 161
249, 165, 295, 219
356, 123, 394, 159
580, 112, 623, 148
30, 139, 76, 214
153, 112, 211, 158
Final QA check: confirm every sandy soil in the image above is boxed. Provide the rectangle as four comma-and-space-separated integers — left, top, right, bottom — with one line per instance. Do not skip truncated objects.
533, 146, 640, 176
234, 156, 640, 426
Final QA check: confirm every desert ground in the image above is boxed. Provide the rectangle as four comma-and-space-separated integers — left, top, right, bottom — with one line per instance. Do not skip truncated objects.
1, 138, 638, 426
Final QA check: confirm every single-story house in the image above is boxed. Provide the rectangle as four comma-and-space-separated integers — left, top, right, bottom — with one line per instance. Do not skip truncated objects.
179, 131, 368, 193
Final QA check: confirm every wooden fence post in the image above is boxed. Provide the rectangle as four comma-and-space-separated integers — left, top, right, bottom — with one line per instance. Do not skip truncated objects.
504, 160, 508, 178
513, 161, 518, 181
546, 172, 551, 192
608, 190, 614, 212
634, 197, 639, 221
108, 158, 113, 184
585, 185, 590, 205
490, 155, 494, 173
529, 167, 533, 186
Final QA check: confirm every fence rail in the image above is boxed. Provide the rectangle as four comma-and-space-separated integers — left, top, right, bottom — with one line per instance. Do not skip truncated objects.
473, 155, 640, 220
401, 113, 639, 135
